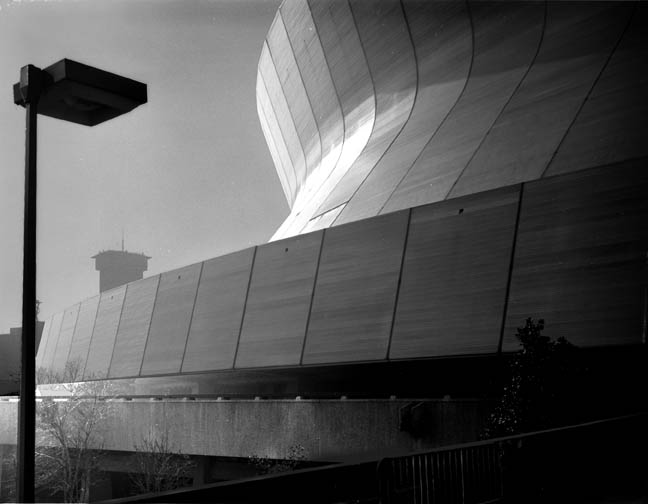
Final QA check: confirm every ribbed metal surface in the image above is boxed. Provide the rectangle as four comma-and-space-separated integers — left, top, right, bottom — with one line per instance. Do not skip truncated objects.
259, 0, 645, 239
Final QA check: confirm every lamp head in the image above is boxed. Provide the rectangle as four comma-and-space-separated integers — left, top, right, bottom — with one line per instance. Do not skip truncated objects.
13, 59, 147, 126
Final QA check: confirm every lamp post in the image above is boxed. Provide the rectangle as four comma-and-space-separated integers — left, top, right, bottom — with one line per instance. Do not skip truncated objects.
13, 59, 147, 502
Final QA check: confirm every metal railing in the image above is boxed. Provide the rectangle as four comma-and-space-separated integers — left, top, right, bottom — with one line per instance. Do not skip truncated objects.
377, 413, 647, 504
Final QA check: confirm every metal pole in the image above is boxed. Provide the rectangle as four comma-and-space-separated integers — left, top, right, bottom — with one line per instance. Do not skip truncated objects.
17, 64, 40, 504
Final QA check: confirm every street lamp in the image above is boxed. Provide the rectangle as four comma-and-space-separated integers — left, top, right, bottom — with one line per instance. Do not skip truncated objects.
13, 58, 147, 502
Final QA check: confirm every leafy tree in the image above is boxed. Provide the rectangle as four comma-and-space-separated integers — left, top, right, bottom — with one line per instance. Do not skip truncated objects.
129, 428, 195, 495
485, 318, 580, 438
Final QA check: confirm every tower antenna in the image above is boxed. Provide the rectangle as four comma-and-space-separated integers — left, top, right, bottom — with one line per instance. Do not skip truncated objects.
121, 228, 124, 252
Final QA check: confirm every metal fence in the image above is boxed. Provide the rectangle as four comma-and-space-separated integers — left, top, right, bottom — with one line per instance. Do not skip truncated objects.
377, 413, 647, 504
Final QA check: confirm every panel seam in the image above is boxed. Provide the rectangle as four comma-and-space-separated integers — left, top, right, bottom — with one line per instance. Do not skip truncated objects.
138, 275, 162, 377
232, 246, 258, 369
62, 303, 81, 375
445, 0, 547, 199
179, 261, 205, 374
265, 32, 310, 190
279, 3, 324, 190
541, 2, 638, 177
385, 208, 413, 360
300, 229, 326, 365
104, 285, 129, 380
497, 183, 525, 354
331, 0, 419, 226
378, 0, 476, 215
319, 0, 378, 223
80, 296, 101, 379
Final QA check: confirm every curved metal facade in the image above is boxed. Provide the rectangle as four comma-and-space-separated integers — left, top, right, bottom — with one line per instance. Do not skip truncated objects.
258, 0, 648, 239
36, 0, 648, 383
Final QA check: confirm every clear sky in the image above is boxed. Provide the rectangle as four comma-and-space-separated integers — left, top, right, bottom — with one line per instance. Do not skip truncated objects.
0, 0, 287, 329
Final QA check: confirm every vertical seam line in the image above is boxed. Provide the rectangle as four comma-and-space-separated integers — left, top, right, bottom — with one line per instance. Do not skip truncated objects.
323, 0, 378, 226
258, 66, 299, 205
378, 0, 476, 215
331, 0, 419, 227
446, 0, 547, 199
279, 4, 324, 189
300, 229, 326, 365
138, 274, 162, 377
232, 246, 258, 369
104, 285, 128, 379
62, 303, 81, 375
80, 296, 101, 379
385, 208, 413, 360
497, 183, 525, 354
179, 261, 204, 374
541, 2, 638, 177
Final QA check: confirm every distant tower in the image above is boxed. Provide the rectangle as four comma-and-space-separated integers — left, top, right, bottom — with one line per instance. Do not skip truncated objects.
92, 241, 150, 292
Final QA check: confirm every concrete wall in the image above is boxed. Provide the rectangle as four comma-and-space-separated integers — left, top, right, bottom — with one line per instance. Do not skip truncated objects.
36, 161, 648, 382
0, 398, 489, 461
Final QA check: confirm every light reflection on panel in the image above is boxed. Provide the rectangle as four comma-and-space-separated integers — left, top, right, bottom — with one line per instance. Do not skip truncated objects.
307, 0, 375, 217
383, 2, 543, 214
50, 304, 80, 376
106, 277, 158, 379
257, 75, 294, 205
35, 316, 53, 370
325, 0, 418, 225
140, 264, 202, 376
546, 4, 647, 175
450, 2, 631, 198
85, 285, 126, 379
182, 249, 255, 372
236, 232, 323, 368
66, 296, 100, 373
268, 14, 321, 183
342, 0, 472, 220
390, 186, 519, 359
503, 162, 648, 350
272, 0, 346, 239
259, 43, 307, 195
303, 211, 408, 364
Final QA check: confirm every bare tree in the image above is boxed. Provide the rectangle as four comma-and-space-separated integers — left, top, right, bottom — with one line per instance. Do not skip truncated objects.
129, 428, 195, 495
34, 359, 113, 503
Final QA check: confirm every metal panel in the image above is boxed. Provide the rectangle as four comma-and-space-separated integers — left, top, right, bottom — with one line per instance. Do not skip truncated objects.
273, 0, 345, 237
306, 0, 375, 218
503, 161, 648, 350
103, 279, 156, 379
50, 304, 80, 376
268, 12, 321, 183
383, 1, 543, 213
84, 285, 127, 379
325, 0, 417, 224
449, 2, 631, 198
259, 43, 307, 197
390, 186, 520, 359
303, 211, 409, 364
257, 74, 295, 205
236, 232, 323, 368
35, 315, 53, 371
40, 311, 63, 374
182, 248, 255, 372
140, 264, 201, 376
547, 4, 647, 175
344, 0, 473, 219
66, 295, 100, 373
